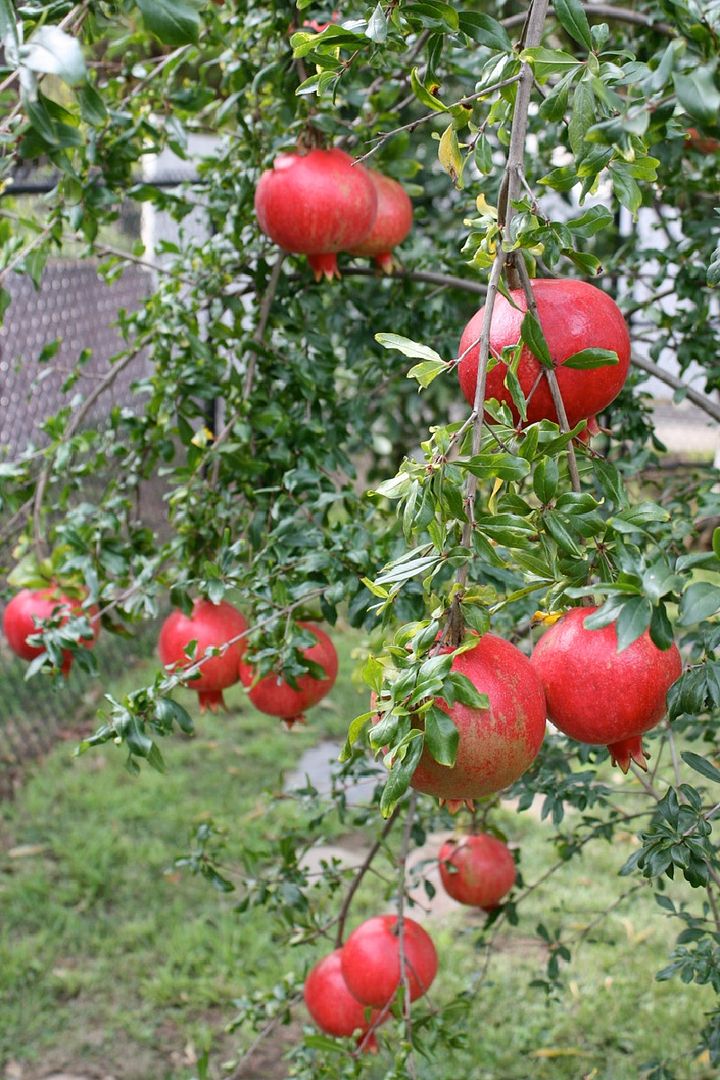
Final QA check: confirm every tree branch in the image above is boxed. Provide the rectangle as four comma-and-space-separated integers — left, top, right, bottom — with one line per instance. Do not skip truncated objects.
396, 791, 418, 1078
631, 353, 720, 424
502, 4, 674, 36
334, 807, 400, 947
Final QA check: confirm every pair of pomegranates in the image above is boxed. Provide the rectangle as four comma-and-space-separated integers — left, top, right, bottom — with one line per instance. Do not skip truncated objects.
2, 586, 101, 676
377, 607, 681, 813
157, 599, 338, 721
304, 914, 437, 1047
254, 148, 413, 280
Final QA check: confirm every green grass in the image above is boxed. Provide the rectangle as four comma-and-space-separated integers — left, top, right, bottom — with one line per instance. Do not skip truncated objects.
0, 627, 716, 1080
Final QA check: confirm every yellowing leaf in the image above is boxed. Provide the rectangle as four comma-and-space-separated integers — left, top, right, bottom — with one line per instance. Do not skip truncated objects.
531, 1047, 587, 1059
488, 476, 503, 515
476, 192, 498, 218
191, 426, 214, 447
531, 609, 564, 626
438, 123, 464, 188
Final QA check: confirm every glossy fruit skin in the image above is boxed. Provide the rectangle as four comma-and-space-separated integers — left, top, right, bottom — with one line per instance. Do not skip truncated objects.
438, 834, 516, 910
530, 606, 683, 771
158, 599, 248, 712
304, 949, 380, 1048
254, 148, 377, 280
409, 633, 546, 812
458, 279, 631, 428
2, 587, 100, 675
341, 915, 437, 1008
348, 171, 413, 272
238, 622, 338, 727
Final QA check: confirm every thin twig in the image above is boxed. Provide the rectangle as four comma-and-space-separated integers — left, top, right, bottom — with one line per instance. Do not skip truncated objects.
335, 806, 401, 947
396, 791, 418, 1079
502, 4, 674, 35
631, 353, 720, 424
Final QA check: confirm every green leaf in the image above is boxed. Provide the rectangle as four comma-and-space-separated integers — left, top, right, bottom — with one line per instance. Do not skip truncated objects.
457, 11, 512, 52
520, 47, 582, 80
521, 311, 553, 368
553, 0, 593, 50
533, 457, 559, 504
615, 596, 652, 652
568, 79, 596, 157
544, 511, 583, 557
674, 67, 720, 128
0, 0, 18, 48
610, 163, 642, 217
380, 732, 424, 816
681, 752, 720, 786
410, 66, 447, 112
77, 82, 108, 126
424, 705, 459, 766
566, 205, 613, 238
678, 582, 720, 626
562, 348, 619, 369
375, 333, 443, 362
407, 358, 450, 388
136, 0, 201, 46
458, 453, 530, 481
366, 2, 388, 42
339, 711, 373, 761
446, 673, 489, 710
474, 133, 494, 174
21, 25, 86, 85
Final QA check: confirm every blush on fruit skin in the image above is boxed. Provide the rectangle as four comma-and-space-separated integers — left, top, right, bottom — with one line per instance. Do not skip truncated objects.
530, 606, 683, 772
438, 834, 516, 911
458, 279, 631, 428
304, 949, 380, 1050
348, 171, 413, 273
238, 622, 338, 728
2, 587, 100, 676
409, 633, 547, 813
254, 148, 378, 281
158, 599, 248, 713
341, 914, 438, 1008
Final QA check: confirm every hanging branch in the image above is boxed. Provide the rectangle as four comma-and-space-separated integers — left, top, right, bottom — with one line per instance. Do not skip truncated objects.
502, 4, 674, 36
334, 807, 400, 947
446, 0, 551, 647
396, 790, 418, 1078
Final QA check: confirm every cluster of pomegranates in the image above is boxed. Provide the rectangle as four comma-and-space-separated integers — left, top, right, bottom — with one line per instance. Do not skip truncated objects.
304, 914, 437, 1048
2, 589, 338, 726
254, 148, 413, 280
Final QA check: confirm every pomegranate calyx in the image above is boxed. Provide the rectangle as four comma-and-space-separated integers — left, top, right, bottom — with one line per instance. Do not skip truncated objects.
440, 798, 475, 815
308, 252, 341, 281
373, 251, 397, 275
283, 712, 307, 730
198, 689, 227, 713
607, 735, 648, 773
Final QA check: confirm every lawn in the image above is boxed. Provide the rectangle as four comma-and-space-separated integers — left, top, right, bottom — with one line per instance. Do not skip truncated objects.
0, 626, 715, 1080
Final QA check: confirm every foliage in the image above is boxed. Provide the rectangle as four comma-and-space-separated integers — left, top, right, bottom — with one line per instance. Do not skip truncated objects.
1, 0, 720, 1075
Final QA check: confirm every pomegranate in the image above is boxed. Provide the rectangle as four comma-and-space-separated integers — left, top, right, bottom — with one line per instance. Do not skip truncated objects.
238, 622, 338, 728
408, 633, 546, 813
685, 128, 720, 154
254, 148, 377, 280
158, 599, 248, 712
458, 279, 630, 428
438, 834, 516, 910
304, 949, 380, 1050
348, 171, 413, 273
530, 606, 682, 771
341, 915, 437, 1008
2, 586, 100, 676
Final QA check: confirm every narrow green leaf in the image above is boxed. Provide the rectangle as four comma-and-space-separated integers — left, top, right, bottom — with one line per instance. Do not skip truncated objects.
457, 11, 512, 52
136, 0, 201, 46
521, 311, 553, 368
681, 751, 720, 786
446, 673, 489, 710
424, 705, 459, 766
678, 582, 720, 626
562, 348, 619, 370
366, 2, 388, 43
0, 0, 18, 48
407, 358, 450, 388
554, 0, 593, 50
375, 333, 443, 362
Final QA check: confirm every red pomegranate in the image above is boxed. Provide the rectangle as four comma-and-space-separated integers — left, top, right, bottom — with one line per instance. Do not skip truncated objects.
438, 834, 516, 910
407, 633, 546, 813
530, 606, 683, 772
458, 279, 630, 428
685, 128, 720, 154
304, 949, 380, 1050
2, 586, 100, 676
348, 171, 413, 273
341, 915, 437, 1008
254, 148, 377, 280
238, 622, 338, 728
577, 414, 602, 444
158, 599, 248, 712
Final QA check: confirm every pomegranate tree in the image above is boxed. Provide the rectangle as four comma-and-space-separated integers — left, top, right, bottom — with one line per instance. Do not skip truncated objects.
408, 633, 546, 813
341, 914, 437, 1008
254, 148, 377, 280
348, 171, 413, 273
157, 599, 248, 712
458, 279, 631, 428
530, 606, 683, 771
303, 949, 380, 1050
438, 834, 516, 910
238, 622, 338, 727
2, 587, 100, 676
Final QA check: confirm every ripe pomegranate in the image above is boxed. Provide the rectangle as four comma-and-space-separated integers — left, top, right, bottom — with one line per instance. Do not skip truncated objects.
407, 633, 546, 813
2, 586, 100, 676
304, 949, 381, 1050
341, 915, 437, 1008
438, 834, 516, 910
458, 279, 630, 428
254, 148, 377, 280
238, 622, 338, 728
530, 606, 683, 771
348, 171, 413, 273
685, 128, 720, 154
158, 599, 248, 712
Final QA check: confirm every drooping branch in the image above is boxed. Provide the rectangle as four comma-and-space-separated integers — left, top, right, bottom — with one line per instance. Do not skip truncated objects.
334, 806, 400, 948
396, 790, 418, 1078
502, 4, 674, 36
631, 354, 720, 424
339, 265, 488, 298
